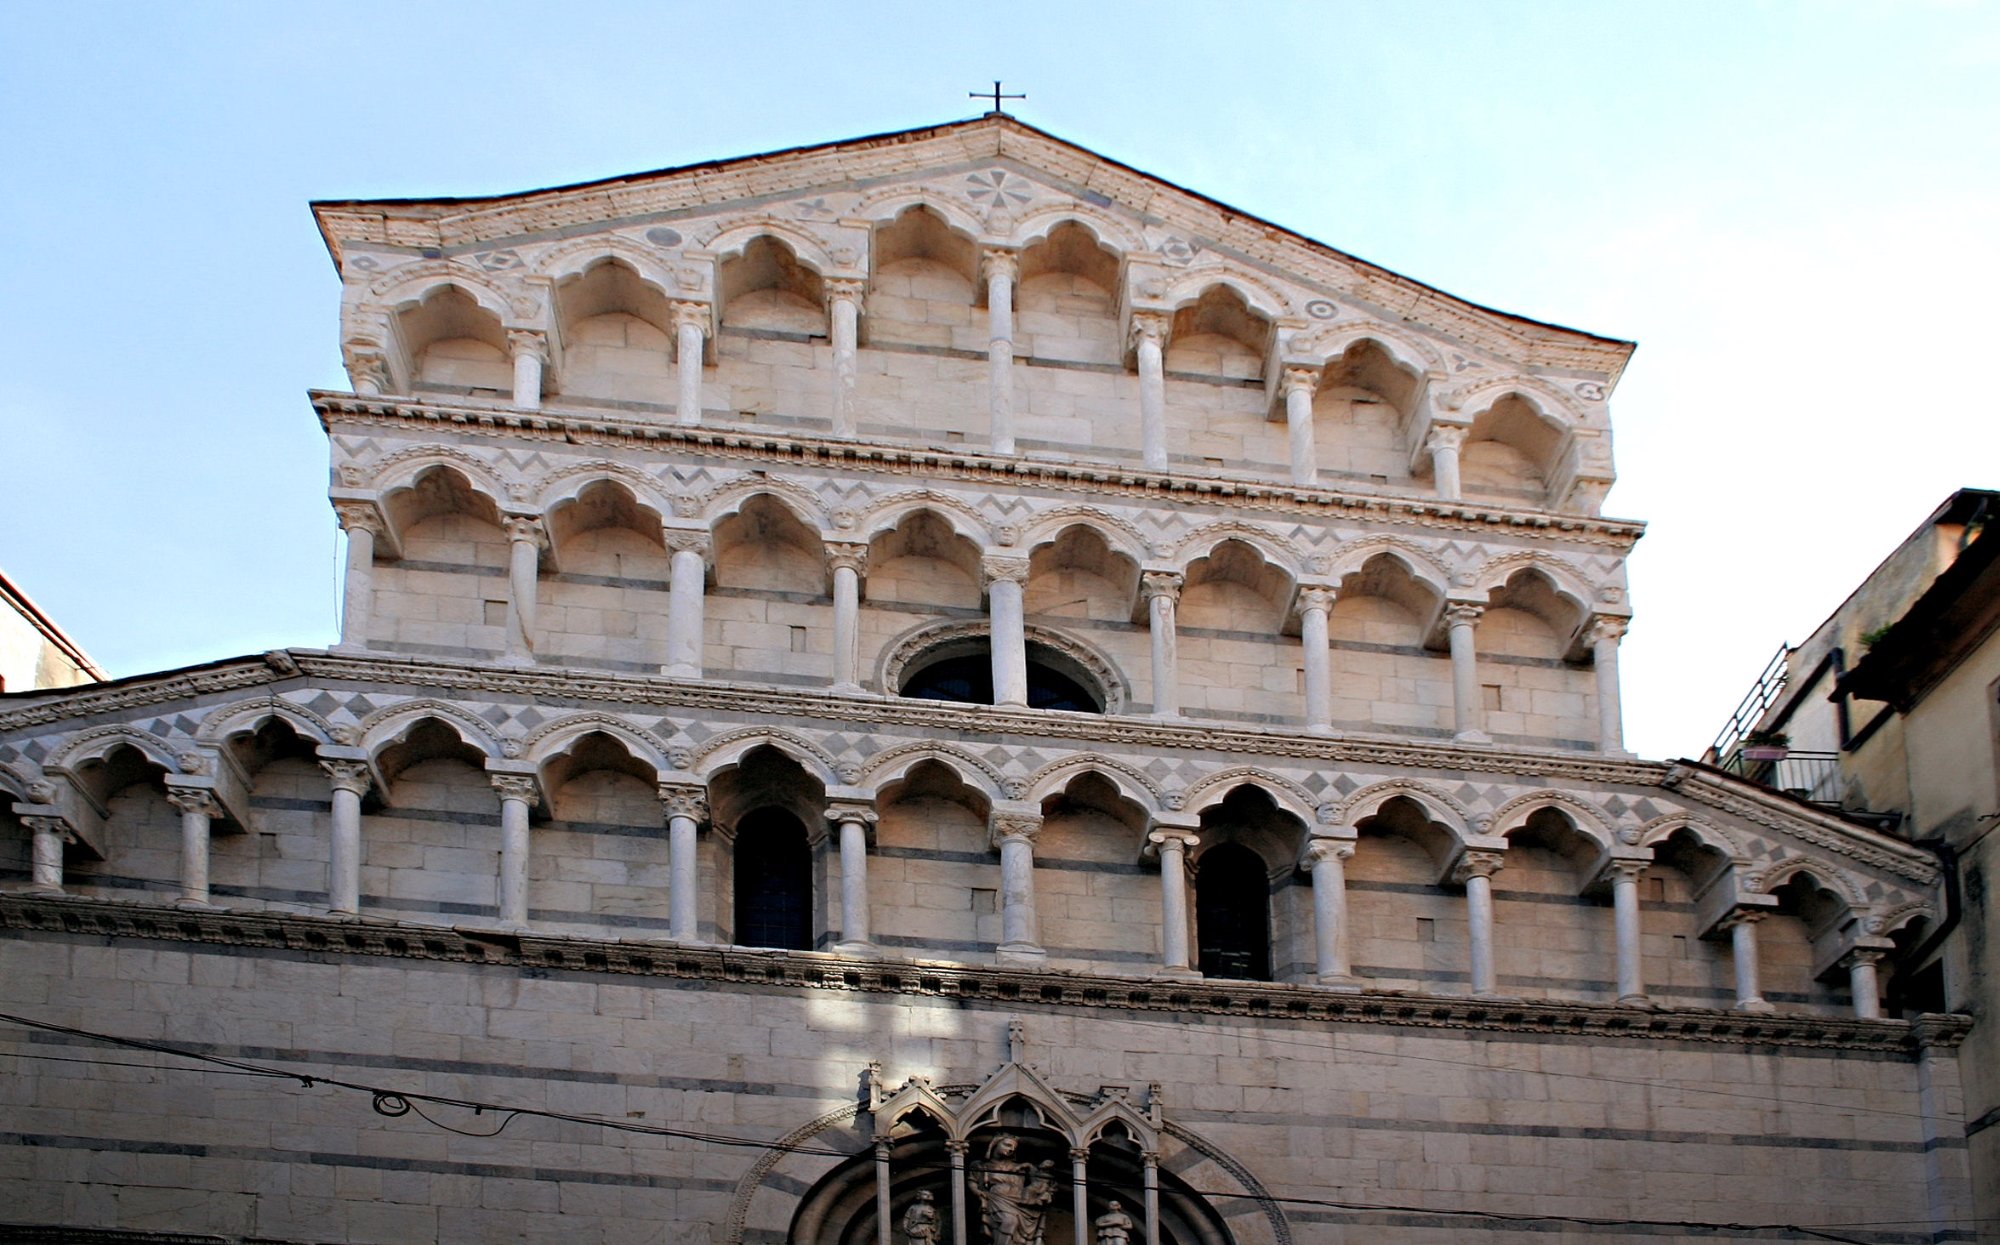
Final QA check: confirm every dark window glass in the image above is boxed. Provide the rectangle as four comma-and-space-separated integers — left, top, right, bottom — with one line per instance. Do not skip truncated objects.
734, 809, 813, 950
901, 646, 1103, 714
1196, 843, 1271, 981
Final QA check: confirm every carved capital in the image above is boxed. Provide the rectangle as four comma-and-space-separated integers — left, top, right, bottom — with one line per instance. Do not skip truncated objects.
826, 542, 870, 576
506, 329, 548, 362
1451, 850, 1505, 883
502, 515, 547, 547
1718, 907, 1767, 931
1424, 424, 1468, 454
826, 801, 879, 829
657, 785, 709, 822
1127, 311, 1169, 351
1140, 571, 1183, 604
341, 344, 391, 391
1605, 858, 1649, 885
1297, 586, 1338, 615
667, 299, 712, 336
1302, 838, 1355, 866
21, 815, 74, 845
1842, 947, 1886, 969
490, 774, 540, 803
981, 555, 1030, 588
989, 811, 1042, 846
319, 760, 372, 797
163, 785, 223, 819
1280, 366, 1320, 399
1590, 615, 1629, 646
1444, 603, 1484, 628
980, 248, 1019, 283
1146, 829, 1198, 856
824, 277, 867, 306
661, 527, 713, 558
332, 501, 385, 538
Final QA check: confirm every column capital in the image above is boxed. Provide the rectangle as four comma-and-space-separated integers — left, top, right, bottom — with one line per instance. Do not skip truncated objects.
163, 784, 223, 819
21, 815, 76, 845
826, 800, 879, 829
1840, 946, 1888, 969
1280, 365, 1321, 399
989, 809, 1043, 848
824, 277, 867, 306
980, 247, 1019, 282
945, 1138, 971, 1158
1302, 837, 1355, 867
506, 328, 548, 362
502, 514, 548, 547
826, 541, 870, 575
318, 759, 372, 798
1127, 310, 1170, 350
1451, 849, 1505, 884
1297, 585, 1338, 615
657, 784, 709, 822
667, 298, 713, 335
661, 526, 712, 558
1424, 423, 1469, 453
332, 500, 386, 538
1604, 857, 1650, 885
1590, 614, 1630, 645
1444, 602, 1485, 628
1146, 828, 1199, 856
341, 343, 391, 394
1717, 906, 1767, 931
490, 774, 540, 803
981, 554, 1030, 587
1140, 570, 1183, 603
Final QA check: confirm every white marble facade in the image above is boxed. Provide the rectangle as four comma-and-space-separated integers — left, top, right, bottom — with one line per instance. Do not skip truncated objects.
0, 116, 1975, 1244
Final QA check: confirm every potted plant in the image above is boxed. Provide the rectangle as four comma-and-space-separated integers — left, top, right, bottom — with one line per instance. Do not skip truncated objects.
1740, 730, 1790, 761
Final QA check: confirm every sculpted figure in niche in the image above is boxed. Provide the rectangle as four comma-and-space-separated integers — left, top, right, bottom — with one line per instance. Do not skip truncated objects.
1092, 1202, 1134, 1245
902, 1190, 941, 1245
972, 1134, 1058, 1245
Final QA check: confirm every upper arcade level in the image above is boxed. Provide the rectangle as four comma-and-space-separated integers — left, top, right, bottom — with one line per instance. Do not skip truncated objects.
317, 116, 1632, 516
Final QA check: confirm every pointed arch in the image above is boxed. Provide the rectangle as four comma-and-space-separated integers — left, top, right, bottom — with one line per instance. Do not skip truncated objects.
1755, 856, 1869, 911
860, 743, 1005, 805
1454, 378, 1588, 430
533, 234, 680, 290
522, 714, 671, 775
1469, 552, 1596, 616
704, 221, 836, 275
195, 701, 337, 748
1635, 813, 1749, 861
357, 700, 503, 760
1017, 508, 1151, 567
1294, 322, 1443, 377
362, 263, 521, 322
847, 187, 988, 240
1335, 780, 1473, 839
1179, 768, 1318, 830
858, 492, 993, 547
692, 728, 838, 787
45, 726, 185, 777
1161, 268, 1289, 322
1007, 206, 1146, 257
1486, 791, 1618, 855
699, 476, 830, 532
534, 461, 674, 518
370, 452, 511, 514
1022, 756, 1161, 815
1323, 537, 1451, 600
1166, 522, 1303, 578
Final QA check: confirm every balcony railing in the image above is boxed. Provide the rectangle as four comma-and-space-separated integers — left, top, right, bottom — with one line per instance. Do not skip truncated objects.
1718, 749, 1842, 808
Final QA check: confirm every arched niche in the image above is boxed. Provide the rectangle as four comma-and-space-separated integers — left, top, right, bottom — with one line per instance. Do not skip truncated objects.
713, 493, 826, 594
1176, 539, 1296, 723
708, 744, 827, 948
1327, 553, 1449, 736
217, 715, 331, 913
533, 730, 667, 937
1494, 806, 1613, 1003
1314, 338, 1422, 483
553, 258, 674, 404
1016, 221, 1123, 367
866, 511, 984, 610
1762, 869, 1860, 1014
1025, 524, 1140, 623
873, 759, 994, 957
720, 236, 825, 335
1347, 795, 1463, 993
1030, 770, 1154, 968
1644, 826, 1738, 1009
868, 206, 978, 350
544, 480, 672, 671
377, 466, 513, 657
368, 718, 500, 923
64, 743, 175, 902
1166, 286, 1270, 382
394, 285, 511, 395
1463, 394, 1567, 503
1192, 786, 1305, 982
1476, 567, 1594, 744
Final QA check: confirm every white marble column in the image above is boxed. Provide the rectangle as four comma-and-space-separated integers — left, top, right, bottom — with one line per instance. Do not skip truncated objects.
1304, 837, 1358, 986
1847, 949, 1885, 1020
1142, 1151, 1161, 1245
508, 329, 547, 410
1608, 860, 1648, 1005
333, 503, 382, 653
1725, 911, 1774, 1013
1425, 424, 1466, 501
663, 529, 711, 678
873, 1139, 893, 1245
1130, 312, 1169, 471
1454, 850, 1504, 996
982, 249, 1018, 454
826, 278, 864, 437
670, 300, 709, 427
1444, 603, 1489, 743
829, 803, 877, 955
320, 760, 370, 916
1141, 571, 1183, 719
1281, 366, 1320, 486
991, 809, 1044, 961
1069, 1147, 1090, 1245
23, 816, 68, 894
947, 1140, 970, 1245
343, 343, 390, 396
828, 542, 868, 693
165, 785, 221, 908
658, 785, 707, 943
1149, 829, 1200, 975
502, 515, 545, 664
1590, 615, 1629, 754
492, 774, 538, 928
1298, 586, 1336, 734
984, 555, 1030, 707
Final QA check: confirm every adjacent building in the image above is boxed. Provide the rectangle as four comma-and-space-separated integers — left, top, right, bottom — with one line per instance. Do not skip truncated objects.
0, 115, 1976, 1243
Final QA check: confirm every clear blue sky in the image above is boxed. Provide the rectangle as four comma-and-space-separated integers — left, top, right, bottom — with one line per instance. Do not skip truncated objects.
2, 1, 1994, 760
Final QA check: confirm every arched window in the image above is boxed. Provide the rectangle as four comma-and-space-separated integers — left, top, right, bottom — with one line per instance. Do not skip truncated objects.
898, 639, 1104, 713
1195, 843, 1270, 981
734, 808, 813, 950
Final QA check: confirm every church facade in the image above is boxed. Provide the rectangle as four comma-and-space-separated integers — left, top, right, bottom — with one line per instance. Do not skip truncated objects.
0, 116, 1975, 1243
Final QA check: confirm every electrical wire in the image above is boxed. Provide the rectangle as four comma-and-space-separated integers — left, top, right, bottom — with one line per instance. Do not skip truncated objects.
3, 1011, 1989, 1243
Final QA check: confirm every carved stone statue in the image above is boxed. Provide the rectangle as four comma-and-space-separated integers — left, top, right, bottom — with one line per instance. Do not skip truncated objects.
971, 1134, 1057, 1245
1093, 1201, 1134, 1245
901, 1189, 941, 1245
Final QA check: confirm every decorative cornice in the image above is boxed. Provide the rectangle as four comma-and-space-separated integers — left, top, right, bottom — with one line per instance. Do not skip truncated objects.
5, 893, 1947, 1055
312, 393, 1645, 548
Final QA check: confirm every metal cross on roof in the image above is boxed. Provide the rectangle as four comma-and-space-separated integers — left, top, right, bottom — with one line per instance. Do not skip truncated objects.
971, 81, 1025, 115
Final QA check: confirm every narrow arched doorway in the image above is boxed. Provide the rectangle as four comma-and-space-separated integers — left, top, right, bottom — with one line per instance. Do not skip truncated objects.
1195, 843, 1271, 981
